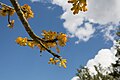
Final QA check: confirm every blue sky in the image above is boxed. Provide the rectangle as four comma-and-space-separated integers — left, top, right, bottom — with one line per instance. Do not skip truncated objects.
0, 0, 119, 80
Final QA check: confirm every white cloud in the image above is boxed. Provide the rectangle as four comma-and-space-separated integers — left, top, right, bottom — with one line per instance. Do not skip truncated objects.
71, 76, 80, 80
75, 23, 95, 43
86, 43, 118, 75
71, 41, 118, 79
87, 0, 120, 24
86, 49, 117, 74
51, 0, 119, 43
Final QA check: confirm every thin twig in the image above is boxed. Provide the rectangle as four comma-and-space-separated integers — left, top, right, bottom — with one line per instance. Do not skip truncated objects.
8, 12, 11, 25
0, 2, 14, 9
36, 39, 61, 58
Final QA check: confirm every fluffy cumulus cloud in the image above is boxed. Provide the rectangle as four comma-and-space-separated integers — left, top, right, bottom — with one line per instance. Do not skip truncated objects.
51, 0, 119, 43
85, 41, 119, 76
71, 41, 118, 79
86, 48, 117, 75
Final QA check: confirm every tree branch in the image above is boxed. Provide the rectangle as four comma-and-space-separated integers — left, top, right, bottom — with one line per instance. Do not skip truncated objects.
8, 0, 61, 59
10, 0, 37, 39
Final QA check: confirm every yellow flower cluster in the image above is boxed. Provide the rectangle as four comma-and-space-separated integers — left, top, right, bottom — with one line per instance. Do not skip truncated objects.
0, 4, 34, 18
48, 58, 67, 68
15, 36, 55, 52
41, 30, 68, 53
15, 31, 67, 53
68, 0, 88, 14
59, 59, 67, 68
42, 30, 58, 41
16, 37, 28, 46
0, 5, 15, 16
42, 30, 67, 47
16, 37, 36, 48
48, 58, 59, 64
27, 41, 35, 48
57, 33, 67, 46
21, 4, 34, 19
